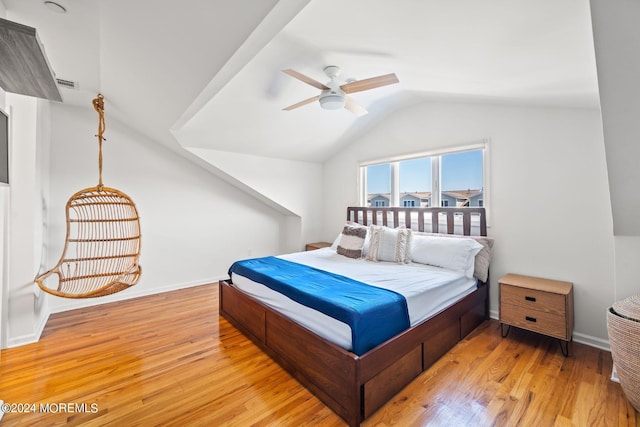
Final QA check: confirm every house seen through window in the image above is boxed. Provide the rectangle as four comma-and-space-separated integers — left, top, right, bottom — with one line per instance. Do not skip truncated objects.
361, 146, 485, 209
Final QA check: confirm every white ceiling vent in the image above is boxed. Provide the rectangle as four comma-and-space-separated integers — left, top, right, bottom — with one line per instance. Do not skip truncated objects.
56, 78, 78, 90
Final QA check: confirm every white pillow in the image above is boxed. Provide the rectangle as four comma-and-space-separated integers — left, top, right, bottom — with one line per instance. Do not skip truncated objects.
412, 232, 494, 282
411, 234, 483, 278
366, 225, 412, 264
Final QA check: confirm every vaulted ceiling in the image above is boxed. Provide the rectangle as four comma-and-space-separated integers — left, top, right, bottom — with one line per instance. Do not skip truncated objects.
4, 0, 599, 163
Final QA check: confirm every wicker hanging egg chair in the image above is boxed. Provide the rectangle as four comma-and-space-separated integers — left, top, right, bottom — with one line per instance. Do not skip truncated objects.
35, 94, 141, 298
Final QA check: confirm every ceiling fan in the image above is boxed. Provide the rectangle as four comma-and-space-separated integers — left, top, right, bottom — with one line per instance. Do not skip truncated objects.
281, 66, 399, 116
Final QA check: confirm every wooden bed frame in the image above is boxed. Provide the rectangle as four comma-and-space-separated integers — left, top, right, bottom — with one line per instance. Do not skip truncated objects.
219, 207, 489, 426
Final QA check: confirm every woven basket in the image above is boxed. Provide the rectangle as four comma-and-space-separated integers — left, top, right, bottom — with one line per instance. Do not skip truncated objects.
607, 294, 640, 412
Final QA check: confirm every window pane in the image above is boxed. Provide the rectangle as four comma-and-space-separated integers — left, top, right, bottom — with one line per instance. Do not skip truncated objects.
399, 158, 431, 208
366, 163, 391, 207
441, 150, 483, 207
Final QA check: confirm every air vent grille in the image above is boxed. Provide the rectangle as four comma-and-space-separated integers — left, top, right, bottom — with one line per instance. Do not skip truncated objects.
56, 78, 78, 90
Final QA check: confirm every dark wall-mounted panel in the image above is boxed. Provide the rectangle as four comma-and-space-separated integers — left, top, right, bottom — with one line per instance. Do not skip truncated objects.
0, 17, 62, 102
0, 108, 8, 184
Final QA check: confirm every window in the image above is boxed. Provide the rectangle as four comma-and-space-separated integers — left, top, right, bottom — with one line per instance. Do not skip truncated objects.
441, 150, 484, 207
360, 143, 487, 210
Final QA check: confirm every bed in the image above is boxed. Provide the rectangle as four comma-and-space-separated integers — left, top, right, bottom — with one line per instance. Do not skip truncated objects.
219, 206, 490, 426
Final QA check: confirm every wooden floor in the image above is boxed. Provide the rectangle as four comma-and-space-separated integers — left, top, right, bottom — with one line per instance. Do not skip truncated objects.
0, 283, 637, 426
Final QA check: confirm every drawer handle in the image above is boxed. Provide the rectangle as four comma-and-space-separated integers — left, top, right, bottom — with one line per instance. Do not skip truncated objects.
525, 296, 536, 302
525, 316, 537, 323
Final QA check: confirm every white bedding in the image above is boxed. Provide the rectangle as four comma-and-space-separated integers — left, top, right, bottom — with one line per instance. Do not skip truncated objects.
231, 247, 478, 352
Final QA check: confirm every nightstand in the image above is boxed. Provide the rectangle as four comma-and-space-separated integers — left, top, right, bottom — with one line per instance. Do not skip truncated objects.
499, 273, 574, 356
305, 242, 331, 251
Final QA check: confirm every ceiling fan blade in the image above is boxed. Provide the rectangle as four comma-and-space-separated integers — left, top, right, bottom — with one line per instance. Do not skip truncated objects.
283, 95, 320, 111
341, 73, 399, 94
282, 69, 329, 90
344, 96, 368, 117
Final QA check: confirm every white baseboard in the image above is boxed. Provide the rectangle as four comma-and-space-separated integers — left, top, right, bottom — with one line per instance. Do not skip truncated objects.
34, 309, 50, 343
572, 332, 610, 351
6, 333, 39, 348
5, 308, 49, 348
488, 310, 610, 351
610, 364, 620, 383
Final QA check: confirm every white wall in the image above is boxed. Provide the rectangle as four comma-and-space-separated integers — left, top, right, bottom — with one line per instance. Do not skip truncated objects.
43, 102, 285, 313
186, 147, 324, 252
4, 94, 50, 347
589, 0, 640, 305
613, 238, 640, 301
590, 0, 640, 237
323, 100, 615, 346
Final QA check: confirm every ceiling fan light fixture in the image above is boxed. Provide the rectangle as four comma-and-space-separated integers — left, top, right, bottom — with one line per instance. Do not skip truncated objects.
281, 66, 398, 115
319, 92, 346, 110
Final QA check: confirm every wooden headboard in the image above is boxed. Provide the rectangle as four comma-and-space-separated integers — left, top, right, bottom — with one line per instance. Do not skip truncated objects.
347, 206, 487, 237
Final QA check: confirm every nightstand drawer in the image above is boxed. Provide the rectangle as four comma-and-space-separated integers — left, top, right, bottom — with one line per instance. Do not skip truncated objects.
500, 284, 566, 316
500, 304, 567, 339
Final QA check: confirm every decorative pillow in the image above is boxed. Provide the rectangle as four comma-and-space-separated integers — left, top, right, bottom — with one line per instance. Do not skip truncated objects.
336, 224, 368, 259
470, 237, 494, 282
412, 232, 494, 282
346, 221, 371, 257
411, 234, 483, 279
366, 225, 412, 264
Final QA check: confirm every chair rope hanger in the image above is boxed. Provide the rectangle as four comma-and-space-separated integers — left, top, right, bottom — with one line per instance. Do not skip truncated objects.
35, 94, 142, 298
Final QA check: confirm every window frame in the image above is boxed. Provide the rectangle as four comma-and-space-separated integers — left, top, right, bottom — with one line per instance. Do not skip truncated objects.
358, 140, 490, 221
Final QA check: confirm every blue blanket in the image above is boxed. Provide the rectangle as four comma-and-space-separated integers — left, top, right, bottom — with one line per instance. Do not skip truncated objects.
228, 256, 410, 355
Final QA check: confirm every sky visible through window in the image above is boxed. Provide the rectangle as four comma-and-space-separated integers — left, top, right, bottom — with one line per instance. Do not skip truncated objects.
367, 150, 483, 194
441, 150, 483, 191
